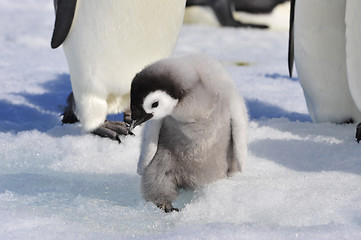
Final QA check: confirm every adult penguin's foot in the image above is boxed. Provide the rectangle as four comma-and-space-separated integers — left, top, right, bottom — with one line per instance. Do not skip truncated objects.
61, 92, 133, 142
92, 120, 132, 143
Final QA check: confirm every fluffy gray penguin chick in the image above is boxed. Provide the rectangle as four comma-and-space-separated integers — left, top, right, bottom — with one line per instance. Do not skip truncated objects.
129, 53, 248, 213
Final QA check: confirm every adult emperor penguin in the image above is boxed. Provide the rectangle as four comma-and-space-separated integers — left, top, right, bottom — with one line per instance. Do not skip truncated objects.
129, 53, 248, 212
288, 0, 361, 141
51, 0, 186, 141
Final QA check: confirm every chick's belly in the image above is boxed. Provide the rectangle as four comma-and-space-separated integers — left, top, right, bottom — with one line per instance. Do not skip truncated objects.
173, 146, 229, 189
159, 132, 229, 188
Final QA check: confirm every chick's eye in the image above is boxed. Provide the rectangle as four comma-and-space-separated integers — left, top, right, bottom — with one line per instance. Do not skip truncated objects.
151, 101, 159, 108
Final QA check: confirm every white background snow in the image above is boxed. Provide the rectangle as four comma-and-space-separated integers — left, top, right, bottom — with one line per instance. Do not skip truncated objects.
0, 0, 360, 239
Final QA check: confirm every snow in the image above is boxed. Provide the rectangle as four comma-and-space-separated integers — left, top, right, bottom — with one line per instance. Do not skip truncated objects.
1, 0, 361, 239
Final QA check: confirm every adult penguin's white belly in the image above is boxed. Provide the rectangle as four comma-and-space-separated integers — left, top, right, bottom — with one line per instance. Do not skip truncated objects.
293, 0, 361, 123
345, 0, 361, 114
62, 0, 186, 132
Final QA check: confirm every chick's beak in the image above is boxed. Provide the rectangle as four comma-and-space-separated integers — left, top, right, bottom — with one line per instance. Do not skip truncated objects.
128, 113, 153, 133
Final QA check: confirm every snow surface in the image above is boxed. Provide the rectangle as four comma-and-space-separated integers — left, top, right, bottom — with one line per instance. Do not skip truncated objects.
1, 0, 361, 239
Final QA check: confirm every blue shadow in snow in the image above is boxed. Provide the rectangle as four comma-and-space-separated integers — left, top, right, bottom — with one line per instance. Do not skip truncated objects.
0, 73, 124, 133
20, 74, 124, 122
245, 99, 311, 122
18, 74, 73, 113
0, 74, 72, 133
265, 73, 299, 82
0, 100, 59, 132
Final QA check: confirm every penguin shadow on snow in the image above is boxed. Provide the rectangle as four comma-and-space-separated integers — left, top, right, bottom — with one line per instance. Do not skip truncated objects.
245, 87, 361, 176
245, 98, 311, 122
18, 74, 72, 114
0, 100, 59, 133
0, 74, 72, 133
0, 73, 123, 134
245, 73, 311, 122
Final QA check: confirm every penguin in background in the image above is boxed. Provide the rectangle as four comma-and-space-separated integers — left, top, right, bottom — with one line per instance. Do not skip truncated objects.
51, 0, 186, 141
129, 54, 248, 212
186, 0, 268, 28
185, 0, 288, 29
234, 0, 288, 14
288, 0, 361, 142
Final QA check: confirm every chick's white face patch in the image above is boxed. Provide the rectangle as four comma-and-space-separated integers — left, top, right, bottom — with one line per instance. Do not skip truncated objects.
143, 91, 178, 119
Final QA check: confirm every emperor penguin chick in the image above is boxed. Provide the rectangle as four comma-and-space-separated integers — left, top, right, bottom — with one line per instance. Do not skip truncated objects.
129, 54, 248, 212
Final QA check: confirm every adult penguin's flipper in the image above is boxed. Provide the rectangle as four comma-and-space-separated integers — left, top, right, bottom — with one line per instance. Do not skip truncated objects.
51, 0, 77, 49
356, 123, 361, 143
288, 0, 295, 77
